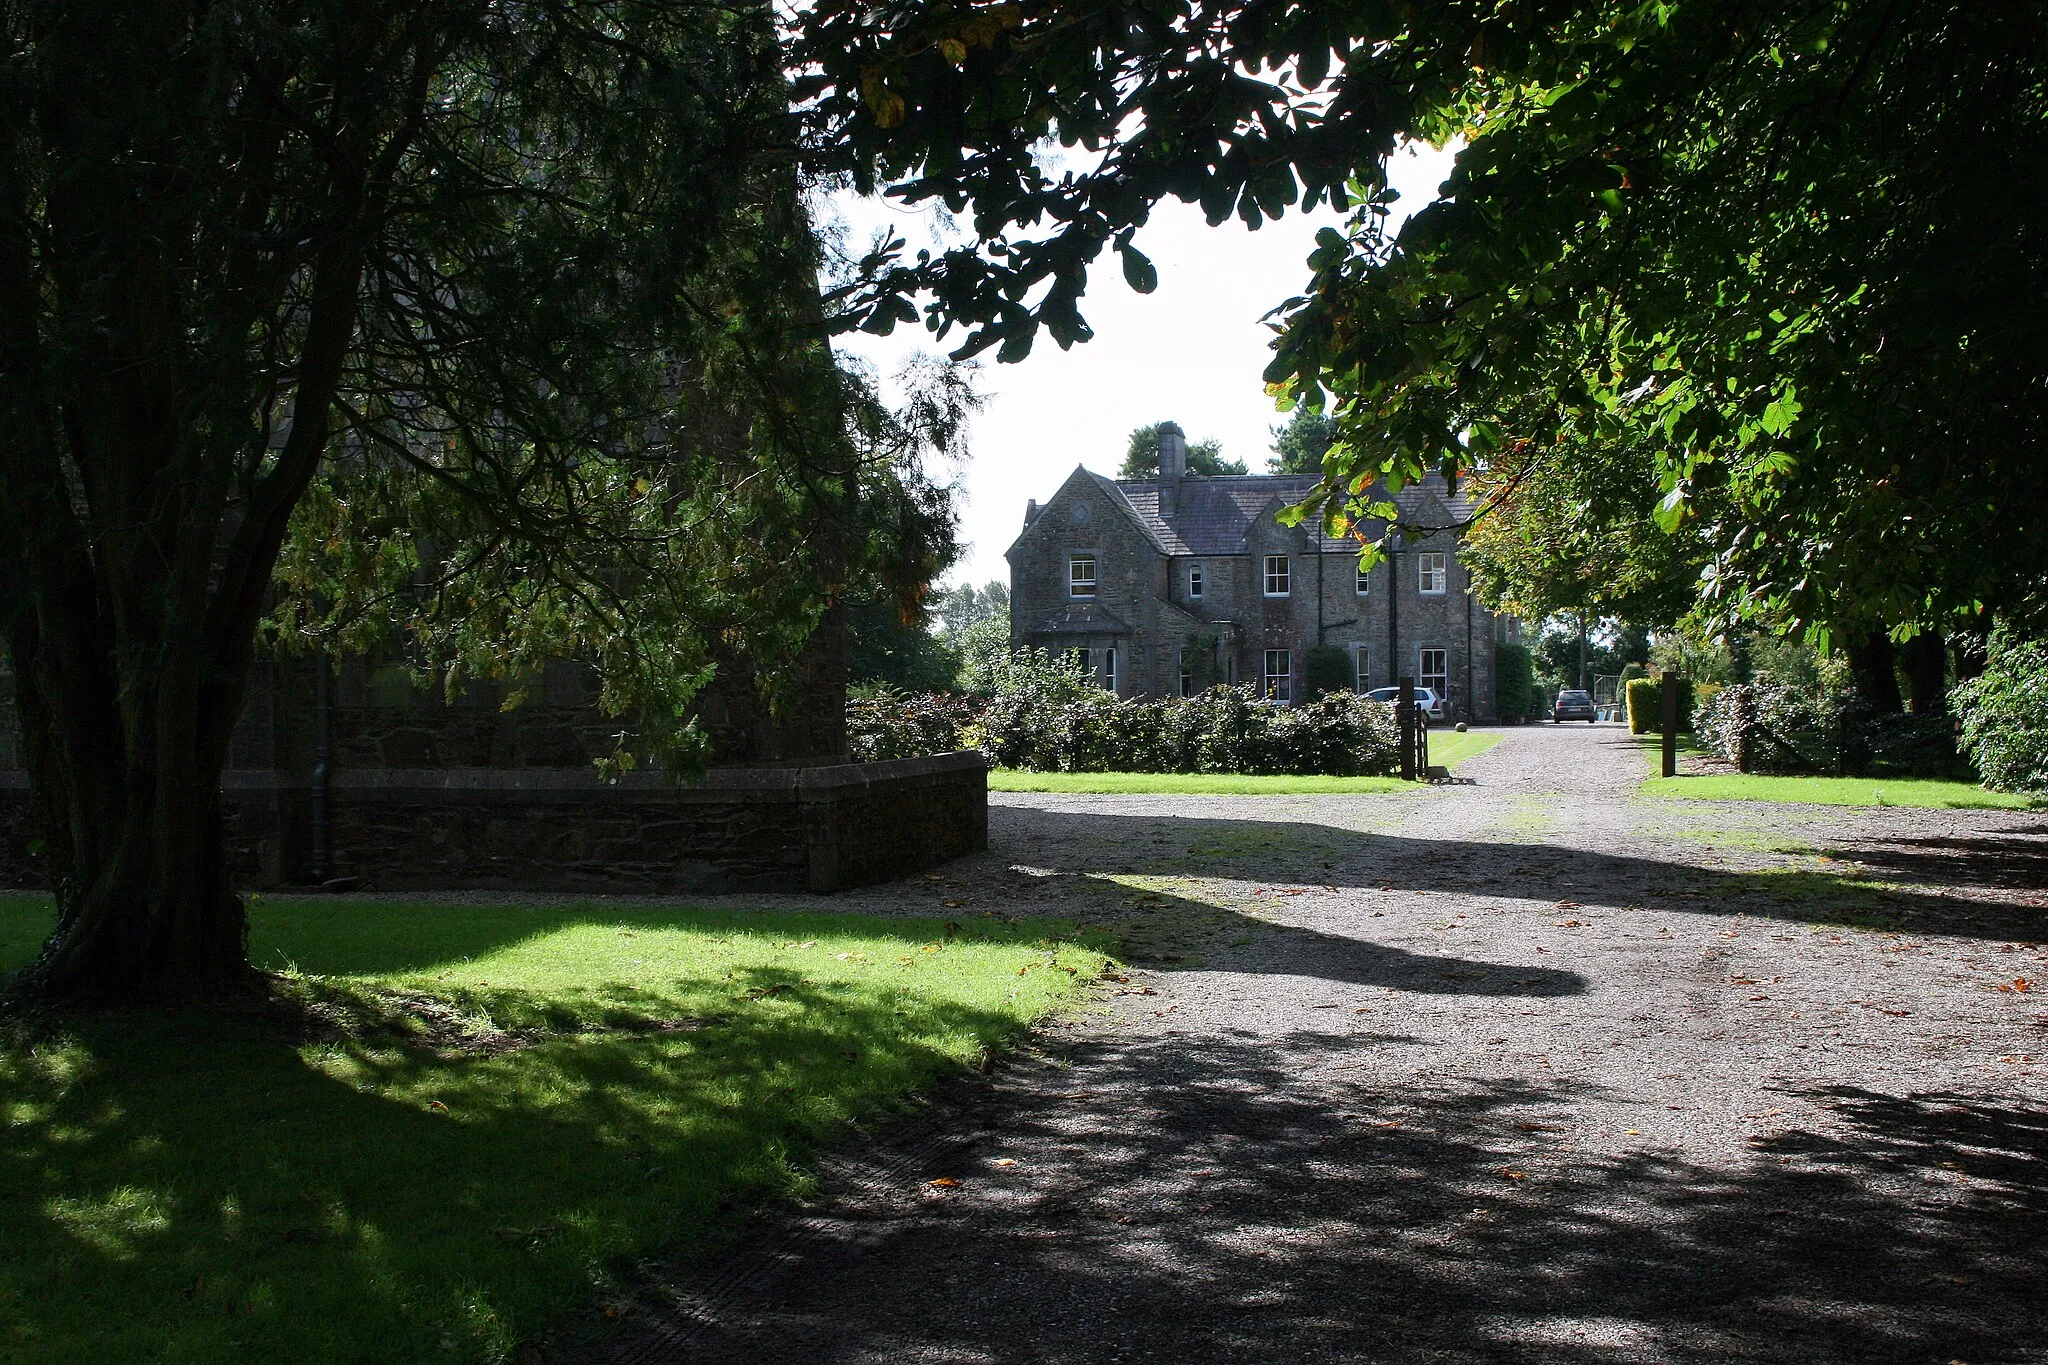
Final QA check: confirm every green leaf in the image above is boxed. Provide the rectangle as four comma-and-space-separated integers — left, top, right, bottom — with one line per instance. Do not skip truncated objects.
1118, 242, 1157, 294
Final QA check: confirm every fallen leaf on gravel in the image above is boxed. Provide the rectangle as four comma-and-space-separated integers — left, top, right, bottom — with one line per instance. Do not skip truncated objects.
1312, 1003, 1341, 1009
1553, 920, 1583, 928
1353, 1006, 1376, 1014
1624, 1129, 1640, 1136
1729, 976, 1758, 985
1555, 901, 1582, 909
1879, 1007, 1911, 1016
991, 1158, 1018, 1167
1997, 978, 2034, 993
1748, 994, 1770, 1001
1378, 885, 1394, 892
1371, 1120, 1402, 1128
1496, 1167, 1527, 1180
927, 1177, 961, 1188
1516, 1123, 1563, 1132
942, 899, 966, 909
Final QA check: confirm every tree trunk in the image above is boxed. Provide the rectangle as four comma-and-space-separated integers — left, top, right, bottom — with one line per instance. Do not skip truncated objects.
1846, 632, 1903, 711
1899, 632, 1947, 714
7, 620, 257, 1007
20, 790, 251, 1007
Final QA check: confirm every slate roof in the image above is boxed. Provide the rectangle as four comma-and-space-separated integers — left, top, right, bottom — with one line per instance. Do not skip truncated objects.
1112, 471, 1479, 557
1031, 602, 1134, 635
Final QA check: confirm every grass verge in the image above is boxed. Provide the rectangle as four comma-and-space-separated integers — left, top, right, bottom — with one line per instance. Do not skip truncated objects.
0, 895, 1108, 1365
989, 726, 1507, 795
1640, 772, 2038, 810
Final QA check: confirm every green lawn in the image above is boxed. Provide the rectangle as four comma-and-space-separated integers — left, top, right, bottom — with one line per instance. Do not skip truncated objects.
0, 896, 1107, 1365
1640, 772, 2039, 810
989, 727, 1506, 795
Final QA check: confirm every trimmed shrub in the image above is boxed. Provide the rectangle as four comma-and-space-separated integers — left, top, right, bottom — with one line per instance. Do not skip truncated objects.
1954, 629, 2048, 792
1626, 675, 1694, 734
848, 683, 1404, 776
1303, 645, 1354, 698
1495, 641, 1536, 724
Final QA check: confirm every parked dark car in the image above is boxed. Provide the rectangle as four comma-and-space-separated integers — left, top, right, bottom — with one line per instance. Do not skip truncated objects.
1552, 689, 1597, 723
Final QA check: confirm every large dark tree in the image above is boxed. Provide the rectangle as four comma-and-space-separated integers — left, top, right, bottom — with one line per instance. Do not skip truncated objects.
0, 0, 859, 1005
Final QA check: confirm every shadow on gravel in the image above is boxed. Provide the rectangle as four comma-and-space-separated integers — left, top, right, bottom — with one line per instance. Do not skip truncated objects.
1136, 916, 1589, 996
616, 1030, 2048, 1365
997, 808, 2048, 942
1828, 828, 2048, 894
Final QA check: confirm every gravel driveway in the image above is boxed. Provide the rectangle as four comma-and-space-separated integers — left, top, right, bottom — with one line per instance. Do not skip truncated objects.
595, 724, 2048, 1365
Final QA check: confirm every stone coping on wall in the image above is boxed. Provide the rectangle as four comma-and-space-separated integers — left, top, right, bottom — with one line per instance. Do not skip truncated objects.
0, 750, 988, 799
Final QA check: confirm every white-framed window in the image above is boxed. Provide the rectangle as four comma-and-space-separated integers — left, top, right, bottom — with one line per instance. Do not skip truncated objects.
1072, 647, 1092, 676
1420, 648, 1448, 704
1356, 561, 1371, 596
1069, 555, 1097, 598
1354, 645, 1372, 694
1103, 646, 1117, 693
1188, 563, 1204, 600
1264, 649, 1292, 703
1263, 555, 1291, 597
1418, 551, 1447, 594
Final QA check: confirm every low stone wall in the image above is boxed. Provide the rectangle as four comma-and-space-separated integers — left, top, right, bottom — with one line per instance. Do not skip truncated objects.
0, 752, 988, 894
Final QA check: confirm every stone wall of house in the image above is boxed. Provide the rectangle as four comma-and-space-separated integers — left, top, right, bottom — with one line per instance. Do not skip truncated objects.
1006, 472, 1501, 721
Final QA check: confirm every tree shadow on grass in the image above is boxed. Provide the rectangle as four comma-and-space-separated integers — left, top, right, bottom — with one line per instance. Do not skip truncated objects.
0, 946, 1069, 1365
642, 1027, 2048, 1365
993, 806, 2048, 943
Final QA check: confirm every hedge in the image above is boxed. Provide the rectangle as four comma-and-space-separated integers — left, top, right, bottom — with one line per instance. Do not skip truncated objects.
848, 683, 1404, 776
1625, 675, 1694, 734
1495, 641, 1536, 723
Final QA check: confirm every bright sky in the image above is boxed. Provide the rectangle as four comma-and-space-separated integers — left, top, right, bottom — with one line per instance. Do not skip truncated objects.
828, 142, 1458, 590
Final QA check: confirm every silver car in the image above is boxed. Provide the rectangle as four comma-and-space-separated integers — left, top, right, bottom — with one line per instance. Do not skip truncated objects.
1364, 685, 1445, 722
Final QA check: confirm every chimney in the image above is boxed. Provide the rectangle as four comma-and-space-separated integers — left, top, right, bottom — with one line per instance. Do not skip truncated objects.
1024, 498, 1040, 528
1157, 422, 1186, 519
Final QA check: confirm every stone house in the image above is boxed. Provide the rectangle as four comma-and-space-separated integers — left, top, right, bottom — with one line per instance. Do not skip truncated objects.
1006, 424, 1512, 721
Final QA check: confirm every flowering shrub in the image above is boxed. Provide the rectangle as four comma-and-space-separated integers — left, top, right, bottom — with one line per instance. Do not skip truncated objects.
1693, 682, 1964, 778
1954, 629, 2048, 792
845, 685, 978, 763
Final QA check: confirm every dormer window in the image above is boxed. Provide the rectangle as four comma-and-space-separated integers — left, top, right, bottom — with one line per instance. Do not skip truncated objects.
1188, 564, 1204, 600
1263, 555, 1291, 597
1069, 555, 1097, 598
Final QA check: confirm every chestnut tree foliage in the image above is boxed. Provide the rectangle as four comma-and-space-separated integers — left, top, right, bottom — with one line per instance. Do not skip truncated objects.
807, 0, 2047, 641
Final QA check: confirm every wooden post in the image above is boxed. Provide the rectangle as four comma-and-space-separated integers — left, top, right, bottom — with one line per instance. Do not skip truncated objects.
1399, 674, 1416, 781
1660, 668, 1679, 778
